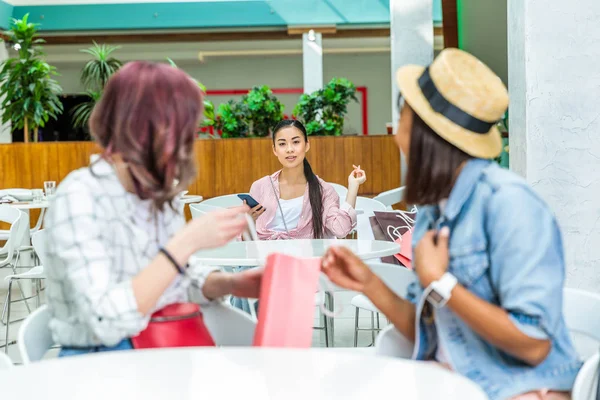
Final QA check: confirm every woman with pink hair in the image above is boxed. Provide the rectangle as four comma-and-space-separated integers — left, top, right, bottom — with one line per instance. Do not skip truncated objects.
44, 61, 263, 356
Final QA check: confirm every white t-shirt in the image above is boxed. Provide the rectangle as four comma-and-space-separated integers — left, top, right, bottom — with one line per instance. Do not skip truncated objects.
267, 196, 304, 232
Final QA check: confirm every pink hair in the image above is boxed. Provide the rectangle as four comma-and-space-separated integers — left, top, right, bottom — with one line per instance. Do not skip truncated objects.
90, 61, 203, 210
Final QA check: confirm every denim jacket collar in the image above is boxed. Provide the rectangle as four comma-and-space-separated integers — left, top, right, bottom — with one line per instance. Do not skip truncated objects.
444, 158, 491, 221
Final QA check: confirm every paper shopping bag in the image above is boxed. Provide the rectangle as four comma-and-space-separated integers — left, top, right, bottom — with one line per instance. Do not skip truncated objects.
394, 229, 413, 269
253, 253, 322, 348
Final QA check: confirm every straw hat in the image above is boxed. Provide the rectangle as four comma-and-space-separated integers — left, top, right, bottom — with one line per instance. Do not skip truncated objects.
396, 48, 508, 159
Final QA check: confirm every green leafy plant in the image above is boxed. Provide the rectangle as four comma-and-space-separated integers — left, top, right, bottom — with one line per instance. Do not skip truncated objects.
214, 100, 249, 138
213, 86, 284, 138
71, 42, 122, 130
0, 14, 63, 143
244, 85, 284, 137
294, 77, 358, 136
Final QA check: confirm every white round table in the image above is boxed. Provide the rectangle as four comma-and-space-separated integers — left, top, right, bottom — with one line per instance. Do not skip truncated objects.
0, 348, 487, 400
191, 239, 400, 267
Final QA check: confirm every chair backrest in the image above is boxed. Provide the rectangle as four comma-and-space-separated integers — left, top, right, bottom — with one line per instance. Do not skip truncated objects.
201, 194, 246, 208
18, 305, 53, 364
375, 325, 414, 358
190, 203, 223, 219
355, 197, 387, 217
367, 262, 417, 298
0, 352, 13, 369
373, 187, 406, 210
0, 206, 25, 263
31, 230, 49, 267
368, 263, 418, 359
572, 352, 599, 400
328, 183, 348, 202
202, 303, 256, 346
564, 288, 600, 360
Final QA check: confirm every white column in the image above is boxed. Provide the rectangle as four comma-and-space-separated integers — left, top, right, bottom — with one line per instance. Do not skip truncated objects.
508, 0, 600, 291
302, 30, 323, 95
390, 0, 434, 183
0, 42, 11, 143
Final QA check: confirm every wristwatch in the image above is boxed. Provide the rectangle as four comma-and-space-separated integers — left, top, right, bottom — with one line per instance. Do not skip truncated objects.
426, 272, 458, 308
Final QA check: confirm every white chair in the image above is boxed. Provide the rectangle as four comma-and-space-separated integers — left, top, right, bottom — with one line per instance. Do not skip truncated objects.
0, 352, 13, 369
202, 302, 256, 346
0, 208, 35, 333
329, 183, 348, 204
564, 288, 600, 360
355, 197, 387, 216
375, 325, 414, 358
17, 304, 53, 364
354, 197, 387, 240
201, 194, 246, 208
373, 187, 406, 210
190, 203, 223, 219
573, 352, 600, 400
3, 230, 47, 354
352, 262, 417, 347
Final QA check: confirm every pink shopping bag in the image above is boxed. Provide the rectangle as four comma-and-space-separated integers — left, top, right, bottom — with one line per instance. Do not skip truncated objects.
394, 229, 413, 269
253, 253, 322, 348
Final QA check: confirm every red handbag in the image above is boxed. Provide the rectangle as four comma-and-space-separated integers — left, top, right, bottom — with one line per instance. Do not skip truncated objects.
131, 303, 216, 349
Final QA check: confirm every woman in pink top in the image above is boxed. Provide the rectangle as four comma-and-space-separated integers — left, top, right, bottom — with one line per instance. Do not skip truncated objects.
248, 120, 366, 240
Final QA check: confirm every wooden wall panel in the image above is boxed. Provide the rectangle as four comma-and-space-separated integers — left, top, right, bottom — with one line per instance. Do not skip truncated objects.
0, 136, 401, 215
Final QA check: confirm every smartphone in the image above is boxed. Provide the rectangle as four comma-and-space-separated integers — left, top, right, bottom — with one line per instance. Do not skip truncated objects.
237, 194, 260, 208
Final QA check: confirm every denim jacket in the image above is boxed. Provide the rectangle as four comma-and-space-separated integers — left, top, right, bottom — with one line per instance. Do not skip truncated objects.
406, 159, 582, 400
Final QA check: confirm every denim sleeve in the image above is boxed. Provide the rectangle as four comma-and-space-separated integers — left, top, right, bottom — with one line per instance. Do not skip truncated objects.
486, 185, 565, 340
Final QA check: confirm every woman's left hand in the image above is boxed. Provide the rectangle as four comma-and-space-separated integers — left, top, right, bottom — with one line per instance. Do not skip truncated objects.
414, 227, 450, 288
348, 165, 367, 187
229, 267, 263, 298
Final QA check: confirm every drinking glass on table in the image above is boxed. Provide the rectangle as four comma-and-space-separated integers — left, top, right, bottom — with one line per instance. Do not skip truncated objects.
32, 189, 44, 203
44, 181, 56, 198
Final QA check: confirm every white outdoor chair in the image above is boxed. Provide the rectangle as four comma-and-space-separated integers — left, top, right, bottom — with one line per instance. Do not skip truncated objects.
354, 197, 387, 239
329, 183, 348, 204
0, 207, 35, 344
573, 352, 600, 400
2, 230, 47, 354
373, 187, 406, 210
352, 262, 417, 347
177, 192, 203, 215
202, 302, 256, 346
0, 352, 13, 369
375, 325, 414, 358
190, 203, 223, 219
17, 304, 53, 364
563, 287, 600, 360
201, 194, 246, 208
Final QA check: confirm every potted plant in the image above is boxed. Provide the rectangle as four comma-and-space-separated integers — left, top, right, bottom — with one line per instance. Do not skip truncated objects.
0, 14, 63, 143
213, 85, 283, 138
294, 77, 358, 136
71, 42, 122, 131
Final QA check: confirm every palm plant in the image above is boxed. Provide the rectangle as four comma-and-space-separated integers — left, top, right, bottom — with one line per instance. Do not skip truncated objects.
0, 14, 63, 143
71, 42, 122, 130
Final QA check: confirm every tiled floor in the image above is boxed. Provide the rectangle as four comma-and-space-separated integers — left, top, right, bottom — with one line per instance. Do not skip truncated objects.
0, 288, 387, 365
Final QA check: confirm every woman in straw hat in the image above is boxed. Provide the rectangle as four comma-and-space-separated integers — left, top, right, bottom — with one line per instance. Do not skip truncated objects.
322, 49, 581, 400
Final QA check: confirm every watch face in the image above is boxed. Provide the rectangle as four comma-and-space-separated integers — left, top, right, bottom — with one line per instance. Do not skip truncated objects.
429, 290, 444, 305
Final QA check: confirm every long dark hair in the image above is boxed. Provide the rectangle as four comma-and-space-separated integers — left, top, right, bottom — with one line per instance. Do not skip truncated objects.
272, 120, 324, 238
400, 94, 472, 205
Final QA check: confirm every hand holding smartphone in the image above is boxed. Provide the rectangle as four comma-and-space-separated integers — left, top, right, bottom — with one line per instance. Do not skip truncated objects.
237, 194, 266, 221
